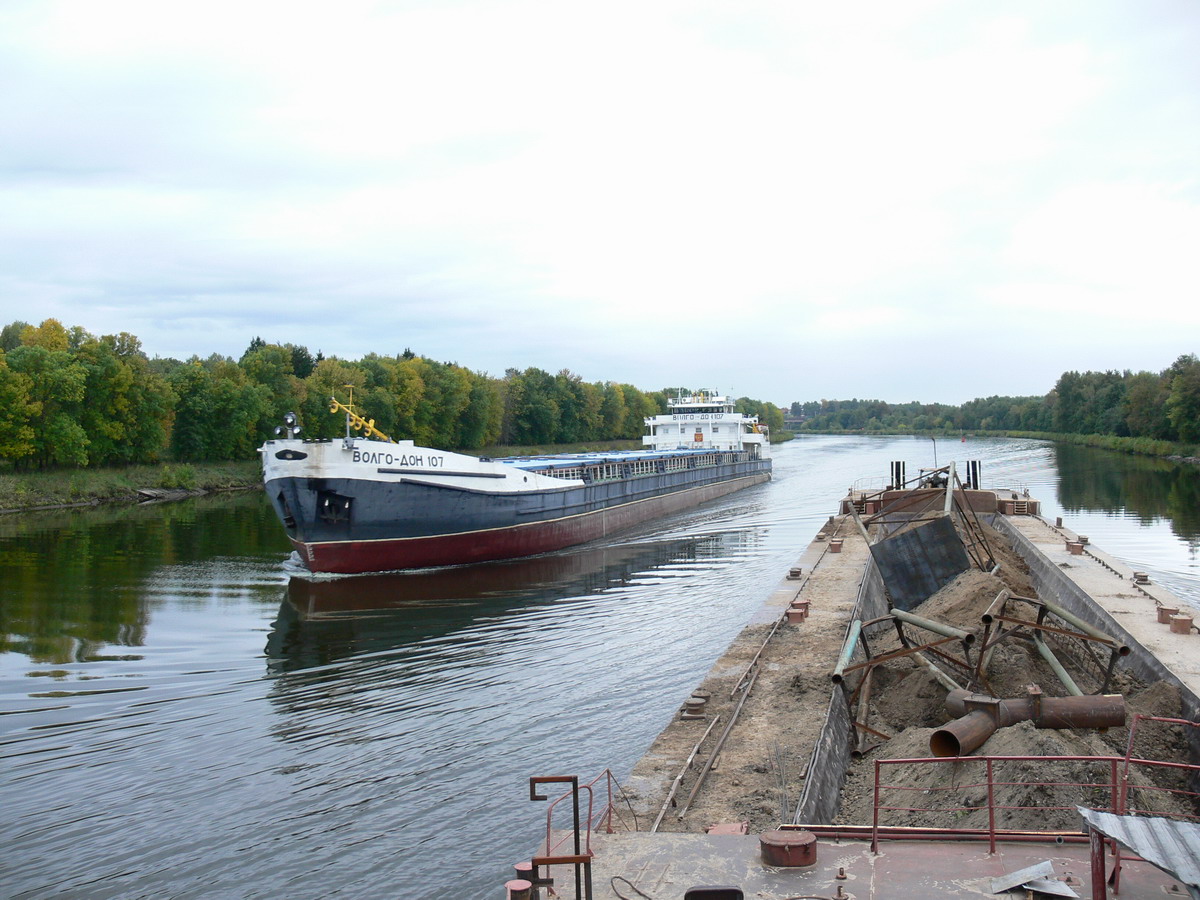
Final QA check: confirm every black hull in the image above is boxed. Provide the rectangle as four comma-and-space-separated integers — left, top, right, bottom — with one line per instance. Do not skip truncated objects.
268, 459, 771, 573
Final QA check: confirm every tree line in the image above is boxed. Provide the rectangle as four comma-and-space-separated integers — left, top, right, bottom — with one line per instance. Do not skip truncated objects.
0, 319, 786, 469
790, 353, 1200, 443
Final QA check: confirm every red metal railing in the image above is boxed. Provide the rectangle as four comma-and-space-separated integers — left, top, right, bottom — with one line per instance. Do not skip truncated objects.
541, 768, 630, 860
870, 750, 1200, 854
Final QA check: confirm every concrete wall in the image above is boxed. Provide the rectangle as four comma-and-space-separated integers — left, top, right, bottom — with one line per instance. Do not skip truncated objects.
793, 551, 890, 824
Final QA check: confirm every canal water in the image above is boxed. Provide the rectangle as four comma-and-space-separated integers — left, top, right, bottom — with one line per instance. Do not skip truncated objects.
2, 436, 1198, 899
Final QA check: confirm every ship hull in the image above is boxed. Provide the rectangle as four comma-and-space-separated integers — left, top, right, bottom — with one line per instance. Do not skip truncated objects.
262, 436, 771, 574
285, 469, 770, 573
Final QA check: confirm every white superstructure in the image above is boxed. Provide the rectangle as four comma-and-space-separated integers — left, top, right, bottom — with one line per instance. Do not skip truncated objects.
643, 390, 770, 457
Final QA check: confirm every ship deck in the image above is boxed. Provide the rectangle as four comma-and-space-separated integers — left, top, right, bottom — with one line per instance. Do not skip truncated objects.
539, 830, 1183, 899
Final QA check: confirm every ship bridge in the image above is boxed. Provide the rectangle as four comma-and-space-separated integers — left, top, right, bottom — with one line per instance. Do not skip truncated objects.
643, 389, 769, 455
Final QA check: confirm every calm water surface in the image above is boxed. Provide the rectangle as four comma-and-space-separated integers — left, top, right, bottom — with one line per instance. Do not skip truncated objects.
2, 437, 1198, 898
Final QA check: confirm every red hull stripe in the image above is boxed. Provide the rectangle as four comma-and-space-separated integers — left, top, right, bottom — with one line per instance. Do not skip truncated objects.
293, 472, 770, 574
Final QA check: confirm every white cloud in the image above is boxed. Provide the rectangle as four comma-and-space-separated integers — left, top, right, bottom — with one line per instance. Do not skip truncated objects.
0, 1, 1197, 403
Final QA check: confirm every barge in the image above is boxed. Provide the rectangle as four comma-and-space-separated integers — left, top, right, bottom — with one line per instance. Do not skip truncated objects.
511, 463, 1200, 899
259, 390, 770, 574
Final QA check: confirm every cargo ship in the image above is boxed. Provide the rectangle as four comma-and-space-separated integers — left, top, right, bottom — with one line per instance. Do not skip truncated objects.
259, 390, 771, 574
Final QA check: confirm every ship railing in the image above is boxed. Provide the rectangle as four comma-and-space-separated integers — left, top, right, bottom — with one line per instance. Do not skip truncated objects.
868, 741, 1200, 856
530, 770, 633, 899
539, 768, 634, 857
850, 476, 888, 494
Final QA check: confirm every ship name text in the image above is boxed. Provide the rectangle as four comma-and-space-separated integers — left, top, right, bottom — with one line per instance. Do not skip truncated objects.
353, 450, 445, 468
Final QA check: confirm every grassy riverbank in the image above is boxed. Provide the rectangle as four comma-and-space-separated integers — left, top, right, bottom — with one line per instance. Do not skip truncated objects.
1000, 430, 1199, 460
795, 428, 1199, 462
0, 461, 262, 512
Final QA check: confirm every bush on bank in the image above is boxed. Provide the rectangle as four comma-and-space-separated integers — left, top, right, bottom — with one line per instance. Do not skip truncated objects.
0, 461, 261, 512
1002, 431, 1199, 460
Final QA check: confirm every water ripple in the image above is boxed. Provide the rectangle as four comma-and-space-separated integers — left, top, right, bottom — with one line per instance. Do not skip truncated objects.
3, 439, 1198, 898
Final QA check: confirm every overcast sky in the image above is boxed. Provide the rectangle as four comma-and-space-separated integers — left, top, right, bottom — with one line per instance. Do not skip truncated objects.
1, 1, 1197, 405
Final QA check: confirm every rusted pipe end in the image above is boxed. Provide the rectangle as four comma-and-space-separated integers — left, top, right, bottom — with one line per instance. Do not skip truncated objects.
930, 728, 964, 758
931, 709, 997, 757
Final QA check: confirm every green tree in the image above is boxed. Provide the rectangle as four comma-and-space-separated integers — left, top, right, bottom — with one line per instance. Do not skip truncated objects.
0, 351, 37, 461
241, 343, 305, 444
0, 320, 30, 352
1165, 354, 1200, 443
169, 356, 270, 460
1123, 371, 1172, 439
458, 372, 502, 449
599, 382, 627, 438
4, 344, 89, 466
505, 367, 561, 444
20, 318, 71, 352
300, 357, 367, 440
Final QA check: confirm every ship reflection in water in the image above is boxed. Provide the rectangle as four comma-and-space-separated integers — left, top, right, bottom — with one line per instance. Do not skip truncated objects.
265, 531, 755, 673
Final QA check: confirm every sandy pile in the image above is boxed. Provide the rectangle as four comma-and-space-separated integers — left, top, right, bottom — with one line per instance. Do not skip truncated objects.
835, 523, 1193, 829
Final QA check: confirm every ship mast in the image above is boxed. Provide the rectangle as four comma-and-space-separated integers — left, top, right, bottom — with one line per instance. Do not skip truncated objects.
330, 385, 393, 443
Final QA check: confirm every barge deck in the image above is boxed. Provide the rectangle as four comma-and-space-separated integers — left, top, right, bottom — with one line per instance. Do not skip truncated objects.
516, 476, 1200, 900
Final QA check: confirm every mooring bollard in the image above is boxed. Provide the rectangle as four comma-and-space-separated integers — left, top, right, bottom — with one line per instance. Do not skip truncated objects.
504, 877, 533, 900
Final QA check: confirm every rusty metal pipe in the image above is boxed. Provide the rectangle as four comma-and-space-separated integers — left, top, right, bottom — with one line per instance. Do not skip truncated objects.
933, 690, 1126, 757
831, 620, 863, 684
945, 689, 1126, 726
1037, 597, 1131, 656
891, 609, 975, 646
853, 668, 875, 757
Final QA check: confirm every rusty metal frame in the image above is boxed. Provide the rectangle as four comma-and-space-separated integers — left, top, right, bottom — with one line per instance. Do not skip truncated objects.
975, 593, 1126, 694
838, 633, 962, 680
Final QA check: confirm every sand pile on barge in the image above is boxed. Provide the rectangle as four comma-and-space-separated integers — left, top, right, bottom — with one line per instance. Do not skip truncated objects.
625, 514, 1196, 836
833, 534, 1195, 830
